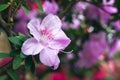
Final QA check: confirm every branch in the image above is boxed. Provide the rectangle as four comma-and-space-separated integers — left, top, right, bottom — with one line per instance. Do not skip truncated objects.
0, 13, 9, 33
0, 14, 7, 26
59, 0, 79, 19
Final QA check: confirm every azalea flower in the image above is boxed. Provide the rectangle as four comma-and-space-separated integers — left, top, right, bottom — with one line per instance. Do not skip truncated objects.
21, 14, 71, 69
76, 32, 108, 68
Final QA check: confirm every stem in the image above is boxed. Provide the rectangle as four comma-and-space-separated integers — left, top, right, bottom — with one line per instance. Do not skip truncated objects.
0, 13, 12, 35
32, 56, 37, 65
0, 13, 7, 27
11, 0, 24, 20
59, 0, 79, 19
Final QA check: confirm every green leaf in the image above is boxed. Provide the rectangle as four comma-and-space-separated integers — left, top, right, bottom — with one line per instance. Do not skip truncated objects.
0, 75, 7, 80
114, 52, 120, 59
17, 33, 27, 41
25, 56, 35, 73
36, 0, 44, 13
0, 4, 9, 11
6, 69, 19, 80
85, 71, 93, 77
20, 52, 26, 58
9, 49, 21, 57
22, 6, 29, 16
8, 37, 23, 46
22, 1, 30, 10
0, 52, 10, 58
13, 56, 23, 70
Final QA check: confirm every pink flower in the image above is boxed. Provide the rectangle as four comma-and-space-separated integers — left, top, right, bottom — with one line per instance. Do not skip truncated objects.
109, 39, 120, 58
43, 1, 59, 14
92, 65, 107, 80
103, 0, 115, 5
50, 72, 67, 80
13, 21, 28, 35
76, 32, 108, 68
21, 14, 71, 69
103, 6, 118, 14
111, 20, 120, 30
15, 7, 28, 21
0, 57, 12, 67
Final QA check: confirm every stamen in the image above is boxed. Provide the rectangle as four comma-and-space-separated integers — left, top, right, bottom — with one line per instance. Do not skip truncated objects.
60, 50, 73, 54
39, 29, 53, 44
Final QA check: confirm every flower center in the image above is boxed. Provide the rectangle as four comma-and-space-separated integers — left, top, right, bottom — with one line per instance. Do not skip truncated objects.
39, 29, 53, 45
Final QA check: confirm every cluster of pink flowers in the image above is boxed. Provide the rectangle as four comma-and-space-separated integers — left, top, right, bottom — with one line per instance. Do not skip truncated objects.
76, 32, 108, 68
10, 0, 120, 79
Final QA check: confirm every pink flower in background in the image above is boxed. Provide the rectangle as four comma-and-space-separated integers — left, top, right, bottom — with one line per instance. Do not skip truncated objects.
75, 2, 87, 13
102, 0, 117, 14
62, 14, 81, 30
85, 4, 112, 26
89, 32, 108, 50
21, 14, 71, 69
35, 64, 47, 76
109, 39, 120, 58
28, 10, 38, 20
0, 57, 12, 67
14, 21, 28, 35
76, 32, 108, 68
111, 20, 120, 30
14, 7, 29, 35
103, 6, 117, 14
43, 1, 59, 14
69, 16, 81, 29
93, 65, 107, 80
84, 0, 117, 26
103, 0, 115, 5
15, 7, 29, 21
27, 1, 39, 10
27, 0, 59, 14
50, 71, 67, 80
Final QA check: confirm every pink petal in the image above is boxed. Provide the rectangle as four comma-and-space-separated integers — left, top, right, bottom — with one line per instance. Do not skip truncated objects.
103, 0, 114, 5
49, 30, 71, 50
103, 6, 118, 14
22, 38, 43, 55
41, 14, 62, 35
27, 19, 41, 41
39, 48, 60, 70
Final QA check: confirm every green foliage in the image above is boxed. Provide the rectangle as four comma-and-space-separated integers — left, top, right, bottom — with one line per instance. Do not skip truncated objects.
114, 52, 120, 59
8, 33, 27, 46
0, 4, 9, 11
0, 75, 7, 80
20, 52, 26, 59
13, 55, 23, 70
25, 56, 35, 73
36, 0, 44, 13
22, 1, 30, 15
17, 33, 27, 41
9, 50, 20, 57
85, 71, 93, 77
8, 37, 23, 46
6, 69, 19, 80
0, 52, 10, 58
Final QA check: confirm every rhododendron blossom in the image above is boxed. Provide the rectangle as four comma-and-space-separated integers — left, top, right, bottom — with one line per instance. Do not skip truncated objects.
76, 32, 108, 68
21, 14, 71, 69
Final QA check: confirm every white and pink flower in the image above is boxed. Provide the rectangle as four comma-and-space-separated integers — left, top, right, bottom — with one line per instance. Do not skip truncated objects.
21, 14, 71, 69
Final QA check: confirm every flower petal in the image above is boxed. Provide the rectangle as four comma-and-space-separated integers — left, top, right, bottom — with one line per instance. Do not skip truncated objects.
103, 6, 118, 14
49, 30, 71, 50
39, 48, 60, 70
27, 19, 41, 41
22, 38, 43, 55
41, 14, 62, 35
103, 0, 114, 5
